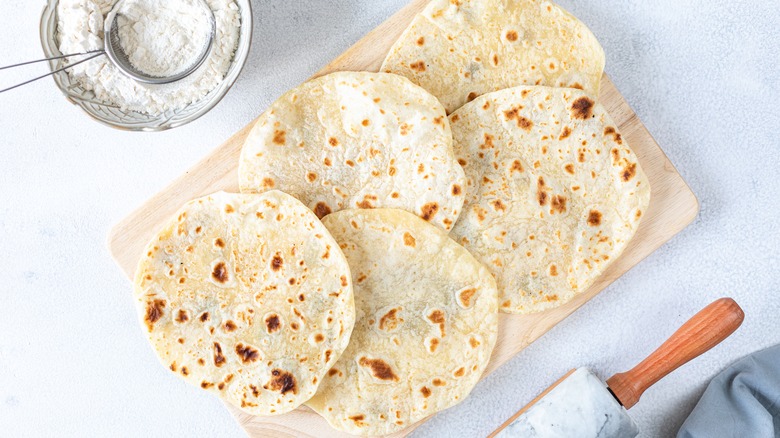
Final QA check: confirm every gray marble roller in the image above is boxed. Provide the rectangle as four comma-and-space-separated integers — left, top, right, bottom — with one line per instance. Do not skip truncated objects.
490, 298, 744, 438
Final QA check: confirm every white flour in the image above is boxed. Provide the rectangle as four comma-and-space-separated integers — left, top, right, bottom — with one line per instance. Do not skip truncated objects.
57, 0, 240, 115
116, 0, 212, 78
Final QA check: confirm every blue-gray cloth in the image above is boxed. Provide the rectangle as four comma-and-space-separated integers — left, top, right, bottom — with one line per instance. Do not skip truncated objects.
678, 344, 780, 437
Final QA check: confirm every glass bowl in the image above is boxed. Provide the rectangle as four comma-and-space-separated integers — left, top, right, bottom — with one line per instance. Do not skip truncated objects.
39, 0, 252, 132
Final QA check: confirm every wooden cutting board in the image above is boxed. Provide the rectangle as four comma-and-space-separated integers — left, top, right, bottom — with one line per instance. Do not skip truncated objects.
108, 0, 699, 436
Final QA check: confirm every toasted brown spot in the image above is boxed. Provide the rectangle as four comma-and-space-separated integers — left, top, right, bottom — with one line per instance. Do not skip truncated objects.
571, 96, 595, 120
235, 343, 260, 363
264, 369, 297, 395
428, 310, 446, 337
469, 337, 480, 348
262, 178, 275, 189
492, 199, 506, 211
551, 195, 567, 214
433, 378, 446, 387
379, 308, 402, 331
429, 337, 440, 353
273, 130, 286, 145
454, 367, 465, 377
410, 61, 426, 72
636, 210, 643, 219
504, 107, 533, 130
421, 203, 439, 221
291, 322, 299, 330
306, 172, 317, 183
312, 202, 332, 219
391, 192, 400, 199
483, 101, 491, 110
506, 30, 518, 41
144, 299, 166, 331
549, 265, 559, 276
346, 160, 355, 167
359, 357, 399, 381
588, 210, 603, 226
328, 368, 340, 377
400, 232, 417, 248
221, 320, 236, 332
199, 312, 210, 322
458, 158, 467, 166
451, 184, 462, 196
416, 36, 425, 46
213, 238, 225, 249
421, 386, 432, 397
201, 381, 213, 389
181, 366, 189, 376
622, 163, 638, 182
565, 164, 575, 174
249, 385, 260, 397
270, 254, 283, 272
537, 177, 549, 206
433, 116, 444, 126
314, 333, 324, 343
212, 342, 226, 367
175, 309, 189, 323
510, 160, 525, 174
559, 126, 572, 140
169, 362, 177, 372
388, 166, 397, 176
480, 133, 495, 149
467, 92, 479, 102
288, 277, 296, 285
459, 288, 477, 307
340, 275, 348, 287
224, 204, 235, 214
328, 137, 339, 146
265, 314, 281, 334
212, 262, 229, 284
362, 119, 370, 126
349, 414, 366, 426
323, 157, 332, 166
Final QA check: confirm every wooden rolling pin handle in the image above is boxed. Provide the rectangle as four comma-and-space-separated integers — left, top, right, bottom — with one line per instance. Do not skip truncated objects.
606, 298, 744, 410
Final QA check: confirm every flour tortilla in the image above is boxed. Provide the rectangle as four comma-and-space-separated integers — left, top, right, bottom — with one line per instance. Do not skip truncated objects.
307, 209, 499, 436
449, 86, 650, 314
133, 191, 355, 416
381, 0, 605, 114
239, 71, 466, 232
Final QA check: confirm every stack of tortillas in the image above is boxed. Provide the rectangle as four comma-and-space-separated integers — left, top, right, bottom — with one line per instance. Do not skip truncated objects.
132, 0, 650, 436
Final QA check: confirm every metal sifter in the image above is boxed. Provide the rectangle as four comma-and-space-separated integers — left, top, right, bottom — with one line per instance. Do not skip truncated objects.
0, 0, 215, 94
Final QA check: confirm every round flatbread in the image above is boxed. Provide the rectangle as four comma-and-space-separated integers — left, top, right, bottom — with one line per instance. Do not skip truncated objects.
239, 71, 466, 232
449, 86, 651, 314
307, 209, 499, 436
133, 191, 355, 416
381, 0, 605, 114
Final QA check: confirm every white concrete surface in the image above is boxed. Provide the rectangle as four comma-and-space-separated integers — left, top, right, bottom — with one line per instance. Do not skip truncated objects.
0, 1, 778, 437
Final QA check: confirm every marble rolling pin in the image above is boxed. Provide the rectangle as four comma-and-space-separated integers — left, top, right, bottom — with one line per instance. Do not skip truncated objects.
489, 298, 744, 438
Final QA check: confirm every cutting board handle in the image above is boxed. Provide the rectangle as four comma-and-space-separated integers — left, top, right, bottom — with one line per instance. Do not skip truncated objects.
606, 298, 743, 410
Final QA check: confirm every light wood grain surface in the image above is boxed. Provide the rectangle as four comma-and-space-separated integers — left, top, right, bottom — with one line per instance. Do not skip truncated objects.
107, 0, 699, 436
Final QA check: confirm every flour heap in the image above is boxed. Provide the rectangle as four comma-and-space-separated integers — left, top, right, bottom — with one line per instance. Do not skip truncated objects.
57, 0, 240, 115
116, 0, 212, 78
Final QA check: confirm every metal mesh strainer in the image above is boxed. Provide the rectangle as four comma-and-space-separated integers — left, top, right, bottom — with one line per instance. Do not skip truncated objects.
1, 0, 216, 93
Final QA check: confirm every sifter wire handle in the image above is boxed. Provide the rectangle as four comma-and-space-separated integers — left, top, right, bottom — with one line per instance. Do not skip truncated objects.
0, 50, 104, 94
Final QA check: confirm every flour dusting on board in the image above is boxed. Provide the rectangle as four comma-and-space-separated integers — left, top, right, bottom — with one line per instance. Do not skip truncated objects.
56, 0, 240, 114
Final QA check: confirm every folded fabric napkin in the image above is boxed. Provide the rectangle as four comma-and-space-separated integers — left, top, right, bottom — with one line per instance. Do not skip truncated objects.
678, 344, 780, 437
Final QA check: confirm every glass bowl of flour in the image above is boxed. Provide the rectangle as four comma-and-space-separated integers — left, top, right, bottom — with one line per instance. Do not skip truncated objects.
40, 0, 252, 131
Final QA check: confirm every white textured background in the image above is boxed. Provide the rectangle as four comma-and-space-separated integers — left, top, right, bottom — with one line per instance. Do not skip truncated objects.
1, 1, 778, 436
